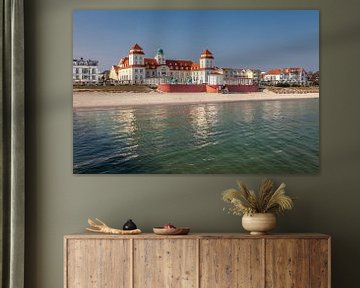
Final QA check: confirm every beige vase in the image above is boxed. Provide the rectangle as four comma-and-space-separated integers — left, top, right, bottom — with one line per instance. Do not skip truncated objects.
242, 213, 276, 235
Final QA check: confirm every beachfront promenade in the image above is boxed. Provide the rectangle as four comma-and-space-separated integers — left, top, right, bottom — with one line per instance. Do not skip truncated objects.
73, 90, 319, 109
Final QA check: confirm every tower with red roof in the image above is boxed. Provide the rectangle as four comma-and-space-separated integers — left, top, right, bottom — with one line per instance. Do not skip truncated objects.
129, 43, 145, 66
200, 49, 214, 69
198, 49, 215, 84
126, 44, 146, 83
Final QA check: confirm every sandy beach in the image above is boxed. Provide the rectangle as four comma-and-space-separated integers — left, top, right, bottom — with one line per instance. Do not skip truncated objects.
73, 90, 319, 109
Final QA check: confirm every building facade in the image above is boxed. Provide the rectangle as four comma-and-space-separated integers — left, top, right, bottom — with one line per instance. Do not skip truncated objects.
263, 68, 308, 85
110, 44, 252, 86
73, 58, 100, 84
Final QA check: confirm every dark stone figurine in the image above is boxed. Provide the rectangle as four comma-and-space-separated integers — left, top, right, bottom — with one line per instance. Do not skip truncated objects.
123, 219, 137, 230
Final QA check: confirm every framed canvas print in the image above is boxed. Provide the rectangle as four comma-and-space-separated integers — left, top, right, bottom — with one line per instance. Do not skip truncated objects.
73, 10, 319, 174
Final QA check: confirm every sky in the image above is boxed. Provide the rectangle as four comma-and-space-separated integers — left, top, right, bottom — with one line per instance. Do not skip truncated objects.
73, 10, 319, 72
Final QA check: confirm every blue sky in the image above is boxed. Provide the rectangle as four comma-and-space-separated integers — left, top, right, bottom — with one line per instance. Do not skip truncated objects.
73, 10, 319, 72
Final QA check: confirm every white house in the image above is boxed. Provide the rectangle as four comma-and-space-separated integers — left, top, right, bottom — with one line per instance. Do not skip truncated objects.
73, 58, 100, 84
282, 68, 308, 85
263, 69, 282, 84
263, 68, 308, 85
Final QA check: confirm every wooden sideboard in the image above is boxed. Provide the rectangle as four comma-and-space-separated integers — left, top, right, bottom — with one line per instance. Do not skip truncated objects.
64, 233, 330, 288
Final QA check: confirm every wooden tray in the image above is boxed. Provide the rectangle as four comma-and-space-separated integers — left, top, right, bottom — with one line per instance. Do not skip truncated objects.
153, 227, 190, 235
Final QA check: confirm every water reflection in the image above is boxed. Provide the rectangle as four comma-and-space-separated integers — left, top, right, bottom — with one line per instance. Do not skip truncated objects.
239, 102, 256, 123
109, 109, 139, 160
73, 99, 319, 174
111, 108, 137, 134
262, 101, 284, 121
189, 104, 219, 144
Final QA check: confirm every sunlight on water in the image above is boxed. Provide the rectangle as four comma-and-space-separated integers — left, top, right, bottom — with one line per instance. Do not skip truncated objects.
73, 99, 319, 174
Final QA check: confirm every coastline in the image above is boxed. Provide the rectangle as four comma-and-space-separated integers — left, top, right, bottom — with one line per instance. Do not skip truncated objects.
73, 90, 319, 110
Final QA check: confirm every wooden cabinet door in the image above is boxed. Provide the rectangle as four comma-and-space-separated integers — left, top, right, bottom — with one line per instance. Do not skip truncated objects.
200, 239, 264, 288
133, 239, 198, 288
266, 239, 310, 288
265, 239, 329, 288
66, 239, 131, 288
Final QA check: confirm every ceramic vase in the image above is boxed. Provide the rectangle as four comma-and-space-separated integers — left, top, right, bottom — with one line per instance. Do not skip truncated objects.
242, 213, 276, 235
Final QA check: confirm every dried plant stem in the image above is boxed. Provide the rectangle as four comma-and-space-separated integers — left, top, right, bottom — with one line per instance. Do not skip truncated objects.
222, 179, 294, 216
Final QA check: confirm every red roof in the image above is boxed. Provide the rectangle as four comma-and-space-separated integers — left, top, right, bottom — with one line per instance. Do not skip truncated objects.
118, 57, 129, 67
165, 59, 193, 70
283, 67, 304, 73
191, 63, 200, 70
266, 67, 305, 75
266, 69, 282, 75
145, 58, 157, 65
118, 57, 129, 65
129, 43, 144, 55
145, 58, 158, 68
200, 49, 214, 59
130, 43, 143, 50
201, 49, 213, 55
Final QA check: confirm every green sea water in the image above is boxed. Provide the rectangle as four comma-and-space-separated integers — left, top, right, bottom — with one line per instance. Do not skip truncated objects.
73, 99, 319, 174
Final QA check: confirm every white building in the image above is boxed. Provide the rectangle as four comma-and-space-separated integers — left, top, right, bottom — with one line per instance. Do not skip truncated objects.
263, 68, 308, 85
110, 44, 253, 86
208, 72, 224, 85
263, 69, 282, 83
110, 44, 193, 85
73, 58, 100, 84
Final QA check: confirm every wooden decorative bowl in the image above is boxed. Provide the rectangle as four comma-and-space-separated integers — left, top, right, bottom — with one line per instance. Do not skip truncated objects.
153, 227, 190, 235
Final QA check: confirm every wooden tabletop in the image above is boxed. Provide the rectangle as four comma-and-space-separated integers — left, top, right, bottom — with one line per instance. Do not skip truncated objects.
65, 232, 330, 240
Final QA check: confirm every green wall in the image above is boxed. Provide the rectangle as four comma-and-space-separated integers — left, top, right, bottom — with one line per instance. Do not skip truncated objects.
25, 0, 360, 287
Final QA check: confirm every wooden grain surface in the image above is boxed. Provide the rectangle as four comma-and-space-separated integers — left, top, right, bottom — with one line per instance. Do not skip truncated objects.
133, 239, 198, 288
265, 239, 310, 288
66, 239, 131, 288
65, 232, 330, 240
310, 239, 330, 288
64, 234, 330, 288
200, 239, 264, 288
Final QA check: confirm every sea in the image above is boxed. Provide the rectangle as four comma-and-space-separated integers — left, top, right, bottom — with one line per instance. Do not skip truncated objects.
73, 99, 319, 174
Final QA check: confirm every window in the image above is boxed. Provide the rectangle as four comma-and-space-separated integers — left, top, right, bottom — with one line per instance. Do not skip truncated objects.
135, 69, 138, 73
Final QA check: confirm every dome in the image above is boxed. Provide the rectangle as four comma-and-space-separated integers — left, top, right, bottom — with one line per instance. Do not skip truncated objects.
157, 48, 164, 55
